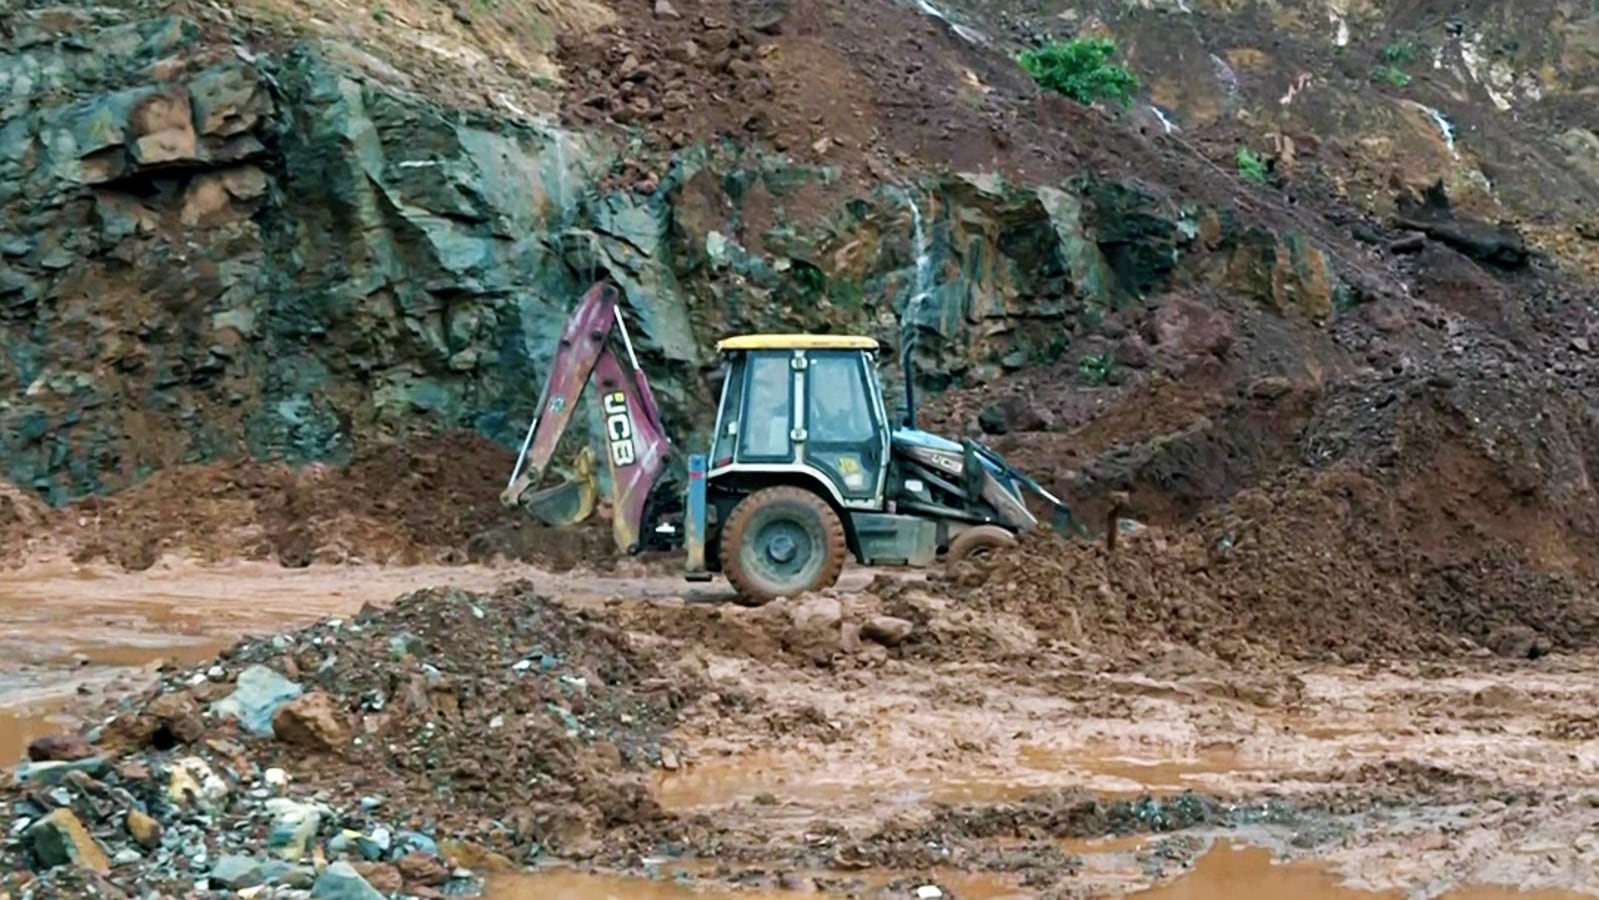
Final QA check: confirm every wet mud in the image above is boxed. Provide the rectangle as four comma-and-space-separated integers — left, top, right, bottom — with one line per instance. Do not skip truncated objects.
0, 559, 680, 763
7, 564, 1599, 898
491, 843, 1599, 900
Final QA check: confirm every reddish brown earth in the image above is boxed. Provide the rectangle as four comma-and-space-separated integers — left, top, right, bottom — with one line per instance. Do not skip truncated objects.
11, 568, 1599, 899
2, 432, 617, 573
557, 0, 1404, 302
6, 0, 1599, 897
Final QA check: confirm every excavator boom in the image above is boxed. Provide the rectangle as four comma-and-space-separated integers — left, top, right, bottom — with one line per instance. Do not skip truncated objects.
500, 282, 673, 554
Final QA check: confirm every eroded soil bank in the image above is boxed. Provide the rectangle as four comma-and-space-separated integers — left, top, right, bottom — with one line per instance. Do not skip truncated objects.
4, 562, 1599, 899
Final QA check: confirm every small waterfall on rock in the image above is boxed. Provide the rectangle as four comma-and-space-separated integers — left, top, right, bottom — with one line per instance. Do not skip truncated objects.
897, 188, 933, 428
1408, 101, 1458, 159
1209, 54, 1242, 108
912, 0, 987, 44
549, 127, 577, 221
900, 190, 932, 353
1149, 105, 1179, 134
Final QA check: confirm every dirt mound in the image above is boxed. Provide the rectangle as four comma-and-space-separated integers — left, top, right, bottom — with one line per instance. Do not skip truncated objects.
4, 583, 695, 895
929, 461, 1599, 664
32, 431, 617, 571
0, 480, 49, 537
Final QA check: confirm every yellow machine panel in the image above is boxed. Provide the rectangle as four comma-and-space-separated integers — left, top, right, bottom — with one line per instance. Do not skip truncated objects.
715, 334, 880, 353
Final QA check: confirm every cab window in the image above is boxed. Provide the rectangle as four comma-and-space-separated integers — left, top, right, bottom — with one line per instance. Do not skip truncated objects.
806, 354, 874, 444
739, 353, 792, 459
710, 356, 745, 466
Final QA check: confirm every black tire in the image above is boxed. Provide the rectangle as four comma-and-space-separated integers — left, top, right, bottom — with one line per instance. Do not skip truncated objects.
720, 486, 848, 606
945, 524, 1017, 573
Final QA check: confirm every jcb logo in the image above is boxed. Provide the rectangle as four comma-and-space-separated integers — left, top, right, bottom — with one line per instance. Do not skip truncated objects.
603, 391, 637, 467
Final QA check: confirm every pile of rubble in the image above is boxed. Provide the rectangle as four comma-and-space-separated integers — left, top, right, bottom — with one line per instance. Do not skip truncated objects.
1, 584, 695, 897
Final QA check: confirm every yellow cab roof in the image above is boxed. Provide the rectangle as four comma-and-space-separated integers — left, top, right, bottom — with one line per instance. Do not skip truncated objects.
715, 334, 879, 353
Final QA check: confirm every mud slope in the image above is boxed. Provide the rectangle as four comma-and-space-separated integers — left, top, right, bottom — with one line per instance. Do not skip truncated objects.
1, 433, 615, 571
932, 0, 1599, 276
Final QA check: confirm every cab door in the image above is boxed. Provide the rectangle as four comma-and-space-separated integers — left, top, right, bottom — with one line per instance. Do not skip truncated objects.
800, 350, 887, 504
732, 350, 797, 465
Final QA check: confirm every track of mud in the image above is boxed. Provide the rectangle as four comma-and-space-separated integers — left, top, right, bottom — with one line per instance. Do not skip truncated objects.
6, 563, 1599, 899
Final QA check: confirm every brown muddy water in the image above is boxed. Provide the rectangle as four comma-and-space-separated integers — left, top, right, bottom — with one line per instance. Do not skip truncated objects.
487, 844, 1599, 899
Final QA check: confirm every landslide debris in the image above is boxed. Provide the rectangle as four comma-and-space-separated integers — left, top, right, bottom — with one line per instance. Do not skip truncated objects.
928, 464, 1599, 665
1, 583, 696, 897
3, 432, 615, 572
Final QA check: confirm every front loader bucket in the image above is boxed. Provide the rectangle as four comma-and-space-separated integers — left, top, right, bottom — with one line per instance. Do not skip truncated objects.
522, 446, 600, 527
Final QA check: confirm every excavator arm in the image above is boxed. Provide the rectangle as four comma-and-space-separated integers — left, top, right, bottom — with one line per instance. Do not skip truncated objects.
499, 282, 674, 555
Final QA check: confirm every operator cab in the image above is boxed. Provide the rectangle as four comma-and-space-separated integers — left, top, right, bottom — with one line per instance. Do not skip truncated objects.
707, 335, 892, 510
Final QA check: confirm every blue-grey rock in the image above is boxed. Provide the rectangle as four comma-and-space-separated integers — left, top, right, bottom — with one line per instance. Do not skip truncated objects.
309, 861, 385, 900
13, 757, 108, 785
260, 858, 318, 887
355, 825, 390, 861
264, 797, 323, 861
387, 632, 424, 660
209, 854, 264, 889
395, 830, 438, 857
210, 665, 303, 736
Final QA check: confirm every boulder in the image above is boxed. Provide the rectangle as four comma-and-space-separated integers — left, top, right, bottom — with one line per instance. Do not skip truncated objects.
126, 809, 163, 849
26, 809, 110, 873
209, 854, 265, 890
1150, 298, 1234, 361
272, 691, 350, 752
26, 733, 94, 762
310, 861, 386, 900
211, 665, 304, 736
862, 616, 915, 647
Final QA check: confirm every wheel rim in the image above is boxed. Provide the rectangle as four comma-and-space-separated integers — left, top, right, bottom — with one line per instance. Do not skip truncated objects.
966, 542, 999, 561
742, 512, 822, 594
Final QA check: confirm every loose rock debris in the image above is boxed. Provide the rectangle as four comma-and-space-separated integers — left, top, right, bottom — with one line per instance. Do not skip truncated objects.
1, 583, 693, 897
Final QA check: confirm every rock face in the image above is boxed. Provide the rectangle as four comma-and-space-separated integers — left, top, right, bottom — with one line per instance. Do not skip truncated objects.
1, 8, 1365, 506
936, 0, 1599, 274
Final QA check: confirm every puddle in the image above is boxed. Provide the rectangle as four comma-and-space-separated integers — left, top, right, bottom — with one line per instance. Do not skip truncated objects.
0, 704, 77, 767
0, 560, 538, 759
0, 561, 527, 668
1022, 744, 1248, 795
653, 749, 1048, 811
487, 869, 1028, 899
486, 871, 793, 899
1063, 833, 1153, 854
1138, 844, 1399, 899
656, 743, 1279, 813
1138, 844, 1596, 900
485, 850, 1596, 900
0, 561, 520, 667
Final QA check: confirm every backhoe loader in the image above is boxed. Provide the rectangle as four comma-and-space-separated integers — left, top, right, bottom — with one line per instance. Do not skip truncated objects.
500, 281, 1076, 604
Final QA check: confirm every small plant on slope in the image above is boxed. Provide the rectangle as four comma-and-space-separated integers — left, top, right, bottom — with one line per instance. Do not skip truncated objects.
1235, 147, 1270, 184
1019, 38, 1139, 109
1373, 39, 1417, 89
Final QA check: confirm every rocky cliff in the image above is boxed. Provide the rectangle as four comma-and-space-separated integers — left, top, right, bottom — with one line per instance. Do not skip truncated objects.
2, 0, 1596, 536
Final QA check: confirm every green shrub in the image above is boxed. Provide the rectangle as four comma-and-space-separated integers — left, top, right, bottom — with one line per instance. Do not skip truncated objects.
1078, 354, 1113, 385
1019, 38, 1139, 108
1372, 65, 1412, 88
1235, 147, 1269, 184
1380, 40, 1418, 65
